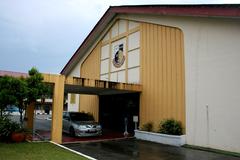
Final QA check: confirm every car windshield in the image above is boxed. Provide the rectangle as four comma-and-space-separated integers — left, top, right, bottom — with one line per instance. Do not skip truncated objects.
69, 112, 94, 121
5, 105, 19, 112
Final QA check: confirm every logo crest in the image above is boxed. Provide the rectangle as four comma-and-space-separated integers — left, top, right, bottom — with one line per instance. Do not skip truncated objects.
112, 44, 125, 68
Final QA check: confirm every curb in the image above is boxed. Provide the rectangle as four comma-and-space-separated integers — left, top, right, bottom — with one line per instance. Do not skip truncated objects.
62, 136, 134, 144
50, 141, 97, 160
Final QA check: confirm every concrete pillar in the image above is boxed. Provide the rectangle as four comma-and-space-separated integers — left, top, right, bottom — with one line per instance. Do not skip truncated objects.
51, 75, 65, 144
26, 102, 35, 129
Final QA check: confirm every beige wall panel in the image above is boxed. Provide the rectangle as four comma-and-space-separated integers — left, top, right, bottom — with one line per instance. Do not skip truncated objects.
102, 32, 110, 42
100, 74, 109, 81
110, 72, 117, 82
101, 44, 110, 59
80, 43, 101, 121
128, 31, 140, 51
129, 21, 140, 30
128, 49, 140, 68
140, 22, 185, 131
119, 20, 127, 34
128, 67, 140, 83
117, 70, 125, 83
100, 59, 109, 74
111, 22, 118, 38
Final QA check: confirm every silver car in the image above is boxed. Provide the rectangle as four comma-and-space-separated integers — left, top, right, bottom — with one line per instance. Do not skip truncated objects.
62, 111, 102, 137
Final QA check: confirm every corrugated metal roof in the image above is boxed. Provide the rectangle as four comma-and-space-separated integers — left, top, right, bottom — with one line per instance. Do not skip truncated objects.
61, 4, 240, 75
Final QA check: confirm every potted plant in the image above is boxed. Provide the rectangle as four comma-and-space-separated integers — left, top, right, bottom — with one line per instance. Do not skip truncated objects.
0, 116, 19, 142
158, 119, 183, 135
0, 116, 29, 143
11, 127, 29, 143
135, 119, 186, 146
140, 122, 153, 132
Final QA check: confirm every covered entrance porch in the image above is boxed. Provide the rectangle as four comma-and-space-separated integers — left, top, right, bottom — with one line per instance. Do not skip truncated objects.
27, 74, 142, 144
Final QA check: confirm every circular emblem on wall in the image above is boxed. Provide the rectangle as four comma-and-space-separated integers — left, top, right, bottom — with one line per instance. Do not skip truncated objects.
112, 44, 125, 68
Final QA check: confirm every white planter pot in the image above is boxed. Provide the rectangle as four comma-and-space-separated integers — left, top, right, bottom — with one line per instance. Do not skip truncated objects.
134, 130, 186, 146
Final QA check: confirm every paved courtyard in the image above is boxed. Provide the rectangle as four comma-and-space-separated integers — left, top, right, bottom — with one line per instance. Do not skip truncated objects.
9, 114, 128, 142
63, 139, 240, 160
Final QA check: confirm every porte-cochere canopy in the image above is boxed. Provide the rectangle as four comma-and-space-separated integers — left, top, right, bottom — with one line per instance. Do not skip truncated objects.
43, 73, 142, 143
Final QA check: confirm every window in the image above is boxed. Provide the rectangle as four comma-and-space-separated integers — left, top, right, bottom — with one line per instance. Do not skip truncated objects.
70, 94, 76, 104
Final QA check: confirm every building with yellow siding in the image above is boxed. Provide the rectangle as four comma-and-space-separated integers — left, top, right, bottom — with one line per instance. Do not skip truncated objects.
61, 5, 240, 153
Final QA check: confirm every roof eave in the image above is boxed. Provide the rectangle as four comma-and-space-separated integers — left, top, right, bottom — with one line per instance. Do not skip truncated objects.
61, 4, 240, 75
60, 7, 117, 75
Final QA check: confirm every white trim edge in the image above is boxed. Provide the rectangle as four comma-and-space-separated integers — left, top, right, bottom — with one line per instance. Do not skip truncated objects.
50, 141, 97, 160
134, 130, 186, 147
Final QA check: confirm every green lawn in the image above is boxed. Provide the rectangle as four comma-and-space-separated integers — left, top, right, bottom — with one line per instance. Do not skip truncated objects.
0, 142, 88, 160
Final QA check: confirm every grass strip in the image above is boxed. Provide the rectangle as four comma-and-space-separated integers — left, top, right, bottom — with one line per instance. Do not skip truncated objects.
0, 142, 88, 160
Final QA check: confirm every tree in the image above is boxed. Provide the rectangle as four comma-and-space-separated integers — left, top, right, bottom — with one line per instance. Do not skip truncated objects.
0, 76, 17, 117
26, 67, 49, 104
16, 67, 50, 124
12, 77, 27, 123
0, 67, 50, 124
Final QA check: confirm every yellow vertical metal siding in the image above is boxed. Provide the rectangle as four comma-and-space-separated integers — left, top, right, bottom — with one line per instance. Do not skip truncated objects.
140, 22, 185, 131
79, 43, 101, 121
79, 94, 99, 122
80, 43, 100, 79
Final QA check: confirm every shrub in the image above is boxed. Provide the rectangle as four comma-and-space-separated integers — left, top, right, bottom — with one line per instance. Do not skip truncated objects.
0, 116, 20, 141
158, 119, 183, 135
140, 122, 153, 132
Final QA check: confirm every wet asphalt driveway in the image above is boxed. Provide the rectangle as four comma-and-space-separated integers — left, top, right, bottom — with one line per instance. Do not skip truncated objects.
63, 139, 240, 160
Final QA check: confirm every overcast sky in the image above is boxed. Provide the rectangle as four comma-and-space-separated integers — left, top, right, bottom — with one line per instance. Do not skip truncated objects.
0, 0, 239, 74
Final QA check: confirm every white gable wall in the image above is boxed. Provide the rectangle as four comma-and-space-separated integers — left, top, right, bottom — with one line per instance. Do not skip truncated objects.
66, 19, 117, 112
69, 61, 81, 77
67, 61, 81, 112
119, 14, 240, 152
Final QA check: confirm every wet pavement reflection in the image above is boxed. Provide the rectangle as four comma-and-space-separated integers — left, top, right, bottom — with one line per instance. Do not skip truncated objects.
63, 139, 240, 160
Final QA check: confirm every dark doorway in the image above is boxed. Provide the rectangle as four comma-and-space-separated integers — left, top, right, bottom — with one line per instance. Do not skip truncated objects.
99, 93, 140, 134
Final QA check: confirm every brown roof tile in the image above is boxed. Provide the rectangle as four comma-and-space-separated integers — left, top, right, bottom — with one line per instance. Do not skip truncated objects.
0, 70, 28, 78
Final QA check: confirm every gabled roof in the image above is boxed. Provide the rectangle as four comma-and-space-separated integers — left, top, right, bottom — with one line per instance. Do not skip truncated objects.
60, 4, 240, 75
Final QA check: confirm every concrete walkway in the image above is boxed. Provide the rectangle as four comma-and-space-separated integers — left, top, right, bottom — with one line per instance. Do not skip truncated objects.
63, 139, 240, 160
